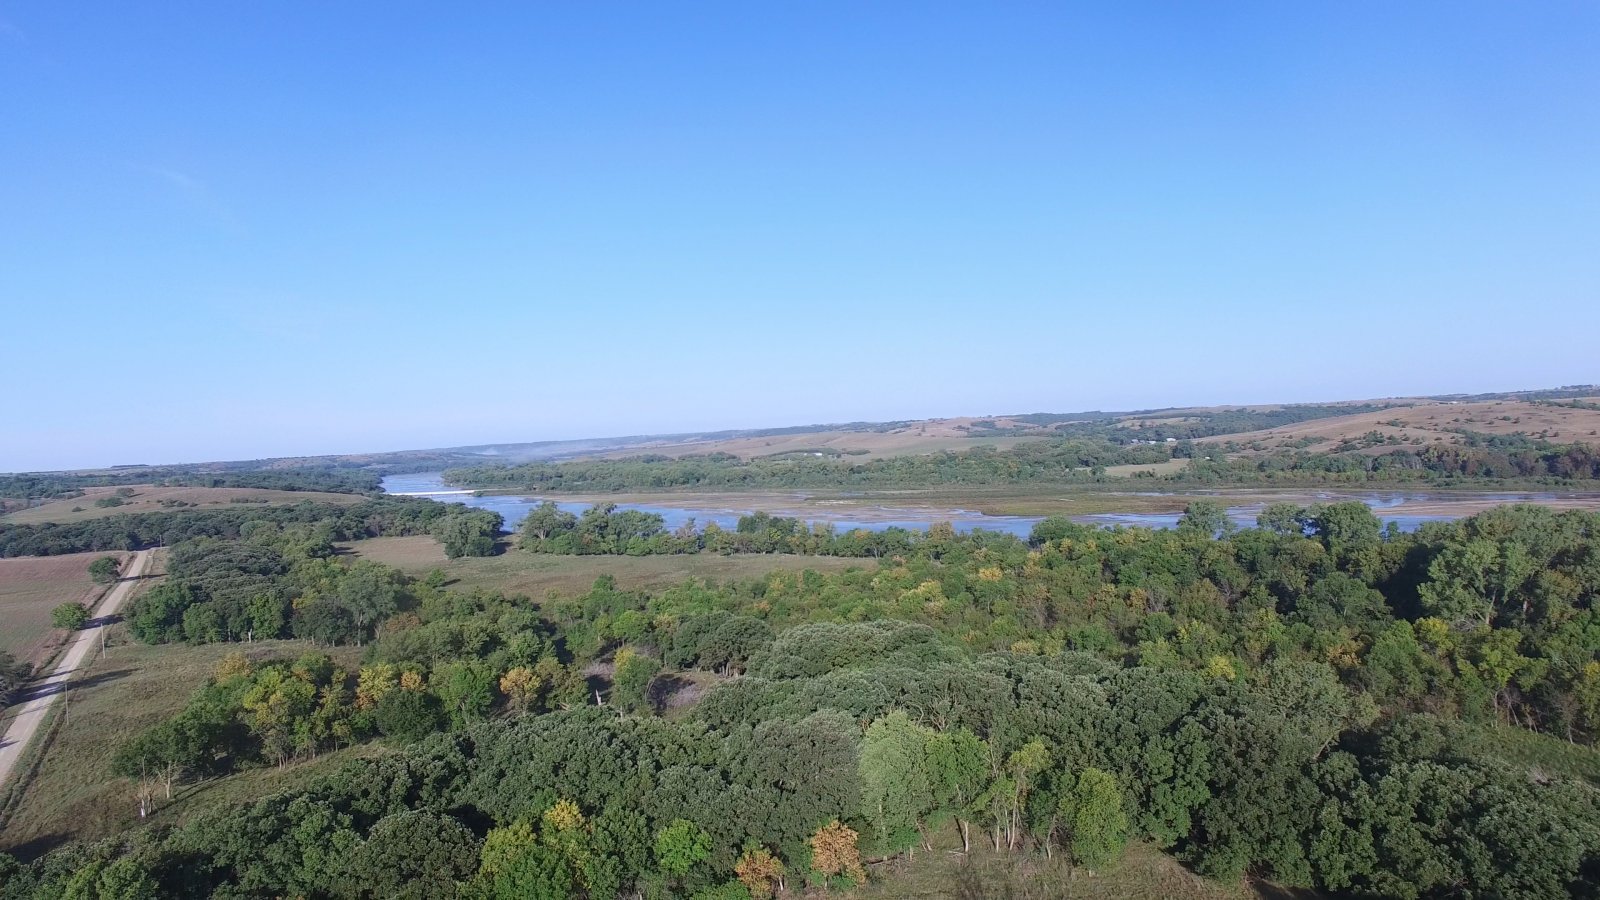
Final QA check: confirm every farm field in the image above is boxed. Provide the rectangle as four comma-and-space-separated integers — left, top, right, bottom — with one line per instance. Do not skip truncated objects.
343, 535, 868, 595
0, 639, 372, 859
0, 551, 124, 664
588, 421, 1056, 461
1199, 399, 1600, 455
1, 485, 364, 526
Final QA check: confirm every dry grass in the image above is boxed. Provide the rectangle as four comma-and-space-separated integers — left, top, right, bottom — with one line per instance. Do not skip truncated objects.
1100, 459, 1193, 478
1, 485, 364, 526
0, 551, 125, 665
851, 830, 1265, 900
1199, 400, 1600, 455
588, 423, 1055, 462
0, 638, 370, 859
342, 536, 869, 595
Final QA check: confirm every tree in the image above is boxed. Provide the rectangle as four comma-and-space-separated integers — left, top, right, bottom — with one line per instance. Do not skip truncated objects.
734, 847, 785, 899
860, 711, 934, 854
808, 820, 866, 885
1060, 768, 1128, 869
334, 561, 400, 643
499, 666, 543, 715
469, 820, 575, 900
433, 659, 496, 728
611, 647, 661, 713
343, 810, 481, 900
88, 555, 121, 584
925, 728, 989, 852
518, 501, 577, 547
374, 685, 442, 742
433, 510, 503, 558
1179, 500, 1232, 537
51, 602, 91, 631
655, 818, 712, 878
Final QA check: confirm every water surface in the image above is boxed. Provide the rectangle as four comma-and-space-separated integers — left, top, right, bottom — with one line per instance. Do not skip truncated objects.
380, 474, 1577, 537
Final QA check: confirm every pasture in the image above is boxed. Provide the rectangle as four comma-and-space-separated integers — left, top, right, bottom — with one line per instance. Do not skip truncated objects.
1198, 399, 1600, 455
0, 639, 371, 858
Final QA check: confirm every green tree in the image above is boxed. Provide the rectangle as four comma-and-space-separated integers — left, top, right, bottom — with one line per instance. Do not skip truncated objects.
611, 647, 661, 713
433, 659, 496, 728
859, 710, 934, 854
343, 810, 481, 900
87, 555, 121, 584
1060, 767, 1129, 869
433, 510, 503, 558
51, 602, 91, 630
655, 818, 712, 881
1179, 500, 1231, 537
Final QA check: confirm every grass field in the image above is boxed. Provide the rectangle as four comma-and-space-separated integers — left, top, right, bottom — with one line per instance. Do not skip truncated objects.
344, 536, 869, 595
0, 551, 125, 665
0, 638, 372, 859
1100, 459, 1193, 478
853, 830, 1264, 900
1, 485, 364, 526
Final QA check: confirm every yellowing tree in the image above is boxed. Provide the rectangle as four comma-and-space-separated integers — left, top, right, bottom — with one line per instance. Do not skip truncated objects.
809, 820, 865, 883
735, 847, 786, 898
499, 666, 543, 715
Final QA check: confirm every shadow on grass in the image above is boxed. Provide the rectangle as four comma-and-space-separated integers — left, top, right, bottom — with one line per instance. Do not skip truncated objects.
4, 830, 72, 862
8, 668, 134, 706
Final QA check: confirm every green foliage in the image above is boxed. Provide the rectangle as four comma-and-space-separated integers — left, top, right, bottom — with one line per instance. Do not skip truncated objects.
342, 810, 481, 899
433, 510, 503, 558
16, 501, 1600, 899
1059, 768, 1128, 868
50, 602, 90, 631
86, 556, 120, 584
655, 819, 712, 878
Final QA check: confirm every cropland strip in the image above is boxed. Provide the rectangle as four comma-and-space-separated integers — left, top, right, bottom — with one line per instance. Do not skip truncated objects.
0, 550, 153, 788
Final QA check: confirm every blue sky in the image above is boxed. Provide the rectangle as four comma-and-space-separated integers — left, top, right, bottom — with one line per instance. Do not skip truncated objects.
2, 3, 1596, 471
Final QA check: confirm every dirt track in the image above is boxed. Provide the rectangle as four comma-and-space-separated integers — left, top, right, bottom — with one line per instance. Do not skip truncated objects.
0, 549, 153, 788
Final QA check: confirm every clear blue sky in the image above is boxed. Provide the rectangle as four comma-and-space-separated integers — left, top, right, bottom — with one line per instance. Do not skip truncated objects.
3, 3, 1596, 471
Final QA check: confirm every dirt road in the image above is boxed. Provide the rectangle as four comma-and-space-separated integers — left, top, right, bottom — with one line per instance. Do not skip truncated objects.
0, 549, 153, 788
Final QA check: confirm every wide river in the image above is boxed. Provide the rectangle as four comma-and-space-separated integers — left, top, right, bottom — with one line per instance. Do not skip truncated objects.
381, 474, 1595, 538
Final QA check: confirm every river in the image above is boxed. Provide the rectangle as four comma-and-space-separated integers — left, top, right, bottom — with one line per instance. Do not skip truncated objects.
379, 474, 1592, 537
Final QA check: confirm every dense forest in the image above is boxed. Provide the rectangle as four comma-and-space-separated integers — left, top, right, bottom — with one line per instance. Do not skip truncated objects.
0, 468, 383, 501
0, 498, 490, 558
445, 435, 1600, 494
5, 498, 1600, 897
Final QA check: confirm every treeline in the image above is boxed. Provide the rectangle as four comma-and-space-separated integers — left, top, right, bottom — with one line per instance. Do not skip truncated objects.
516, 503, 945, 558
1181, 441, 1600, 484
124, 510, 503, 648
1046, 403, 1404, 443
0, 467, 381, 501
0, 497, 459, 558
445, 440, 1177, 493
449, 437, 1600, 496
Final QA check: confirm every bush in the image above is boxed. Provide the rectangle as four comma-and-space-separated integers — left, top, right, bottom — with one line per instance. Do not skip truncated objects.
87, 556, 121, 584
51, 602, 91, 631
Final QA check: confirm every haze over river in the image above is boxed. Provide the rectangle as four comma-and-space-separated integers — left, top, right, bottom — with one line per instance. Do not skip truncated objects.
382, 474, 1599, 538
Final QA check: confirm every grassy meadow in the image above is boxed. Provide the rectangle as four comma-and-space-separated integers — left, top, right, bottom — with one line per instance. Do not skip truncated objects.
0, 638, 372, 859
